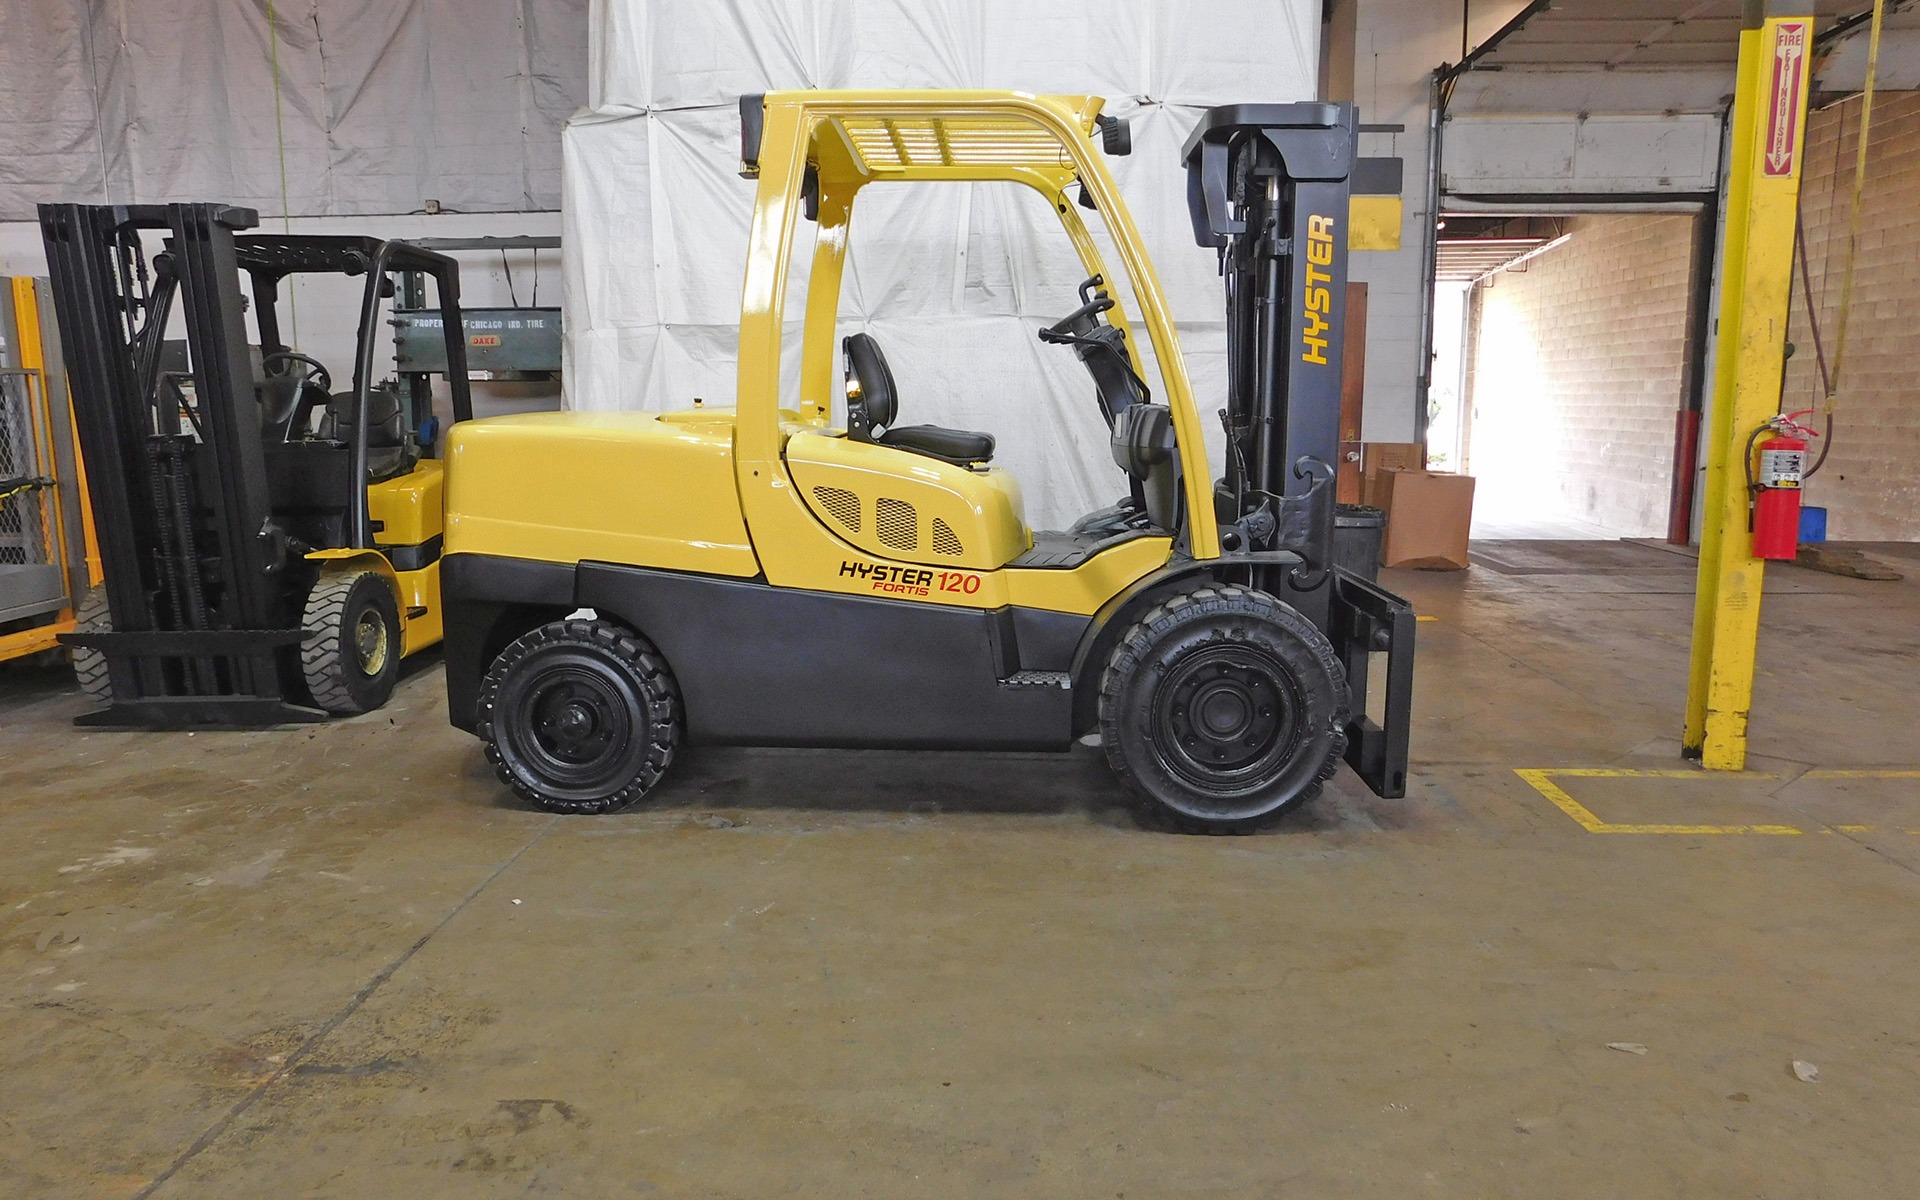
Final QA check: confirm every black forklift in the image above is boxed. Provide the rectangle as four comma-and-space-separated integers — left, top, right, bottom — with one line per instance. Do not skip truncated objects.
38, 202, 473, 726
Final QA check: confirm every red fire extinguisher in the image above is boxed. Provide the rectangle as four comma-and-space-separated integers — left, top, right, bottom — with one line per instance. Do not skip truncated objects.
1749, 411, 1820, 560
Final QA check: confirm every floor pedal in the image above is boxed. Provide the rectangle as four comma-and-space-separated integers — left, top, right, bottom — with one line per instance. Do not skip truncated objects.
999, 670, 1070, 690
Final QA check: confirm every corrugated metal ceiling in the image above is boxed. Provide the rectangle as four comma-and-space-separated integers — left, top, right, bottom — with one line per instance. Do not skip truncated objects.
1454, 1, 1893, 73
1436, 237, 1551, 282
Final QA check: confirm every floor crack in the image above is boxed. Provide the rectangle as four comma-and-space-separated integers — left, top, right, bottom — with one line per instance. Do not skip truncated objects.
133, 815, 558, 1199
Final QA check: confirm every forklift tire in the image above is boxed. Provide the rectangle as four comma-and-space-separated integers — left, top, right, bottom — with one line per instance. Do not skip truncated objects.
477, 619, 681, 815
72, 586, 111, 705
1098, 584, 1348, 833
301, 570, 403, 715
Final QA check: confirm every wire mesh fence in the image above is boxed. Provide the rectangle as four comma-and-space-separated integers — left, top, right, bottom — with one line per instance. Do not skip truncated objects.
0, 370, 54, 568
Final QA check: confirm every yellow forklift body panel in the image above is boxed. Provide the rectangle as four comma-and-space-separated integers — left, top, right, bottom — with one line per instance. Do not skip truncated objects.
444, 410, 760, 578
369, 460, 448, 652
1002, 535, 1171, 613
300, 461, 453, 657
392, 564, 442, 654
784, 429, 1029, 571
368, 458, 444, 550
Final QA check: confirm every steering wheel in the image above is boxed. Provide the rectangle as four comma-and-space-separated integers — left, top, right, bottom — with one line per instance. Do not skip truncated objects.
1038, 275, 1116, 346
261, 350, 331, 394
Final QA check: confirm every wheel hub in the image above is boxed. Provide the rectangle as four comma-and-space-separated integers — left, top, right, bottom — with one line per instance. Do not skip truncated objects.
1154, 648, 1300, 788
528, 675, 624, 767
353, 610, 390, 677
1196, 684, 1252, 737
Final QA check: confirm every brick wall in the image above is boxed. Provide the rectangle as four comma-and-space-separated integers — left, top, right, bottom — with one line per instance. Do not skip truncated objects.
1783, 91, 1920, 541
1465, 215, 1699, 537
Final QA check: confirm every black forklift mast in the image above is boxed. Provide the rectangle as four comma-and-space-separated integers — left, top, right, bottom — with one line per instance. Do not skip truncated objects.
40, 202, 307, 724
1182, 104, 1416, 798
36, 202, 472, 726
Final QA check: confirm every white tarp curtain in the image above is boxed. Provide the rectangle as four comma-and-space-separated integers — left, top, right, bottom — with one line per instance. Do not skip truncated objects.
0, 0, 587, 220
565, 0, 1319, 528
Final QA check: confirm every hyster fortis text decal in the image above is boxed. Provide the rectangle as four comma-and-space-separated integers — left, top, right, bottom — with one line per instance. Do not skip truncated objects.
840, 561, 982, 598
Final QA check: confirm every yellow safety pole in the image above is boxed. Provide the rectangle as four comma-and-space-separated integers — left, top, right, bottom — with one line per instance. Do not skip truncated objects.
1683, 15, 1815, 770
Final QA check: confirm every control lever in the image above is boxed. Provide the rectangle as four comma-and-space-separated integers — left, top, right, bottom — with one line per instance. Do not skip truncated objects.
1039, 276, 1117, 344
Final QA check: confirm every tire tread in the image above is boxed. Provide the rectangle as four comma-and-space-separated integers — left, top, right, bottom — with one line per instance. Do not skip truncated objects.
301, 570, 398, 715
72, 587, 111, 705
475, 619, 681, 815
1098, 583, 1349, 833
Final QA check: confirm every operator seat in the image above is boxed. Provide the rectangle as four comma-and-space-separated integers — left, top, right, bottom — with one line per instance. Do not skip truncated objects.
842, 333, 996, 468
317, 385, 417, 483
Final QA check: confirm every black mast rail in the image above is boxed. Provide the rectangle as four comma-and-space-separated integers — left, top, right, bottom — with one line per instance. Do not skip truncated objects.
1182, 104, 1416, 799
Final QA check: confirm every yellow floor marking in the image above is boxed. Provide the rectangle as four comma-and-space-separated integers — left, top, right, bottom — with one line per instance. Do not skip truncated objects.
1534, 768, 1781, 780
1416, 615, 1439, 623
1803, 769, 1920, 780
1514, 768, 1801, 835
1516, 768, 1920, 836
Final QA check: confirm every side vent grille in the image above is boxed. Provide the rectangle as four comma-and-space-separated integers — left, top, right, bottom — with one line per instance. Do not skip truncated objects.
813, 485, 862, 533
931, 517, 964, 557
875, 497, 918, 551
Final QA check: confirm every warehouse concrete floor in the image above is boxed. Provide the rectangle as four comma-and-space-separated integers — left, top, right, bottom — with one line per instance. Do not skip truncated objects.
3, 540, 1919, 1199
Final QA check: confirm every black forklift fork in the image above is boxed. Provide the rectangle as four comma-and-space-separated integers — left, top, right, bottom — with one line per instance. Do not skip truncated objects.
1183, 104, 1415, 799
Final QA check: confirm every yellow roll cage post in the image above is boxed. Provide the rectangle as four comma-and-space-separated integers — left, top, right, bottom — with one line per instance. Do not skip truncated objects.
1684, 16, 1814, 769
738, 90, 1222, 569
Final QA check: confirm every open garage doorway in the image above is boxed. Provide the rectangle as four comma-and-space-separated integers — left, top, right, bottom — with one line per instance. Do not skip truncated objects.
1433, 212, 1712, 541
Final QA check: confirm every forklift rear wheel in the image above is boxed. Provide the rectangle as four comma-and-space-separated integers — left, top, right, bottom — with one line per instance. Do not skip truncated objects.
72, 586, 111, 705
301, 570, 403, 715
477, 619, 681, 815
1098, 584, 1349, 833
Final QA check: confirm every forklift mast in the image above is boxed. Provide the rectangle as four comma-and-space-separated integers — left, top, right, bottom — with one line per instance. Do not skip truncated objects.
1184, 103, 1355, 627
40, 203, 303, 723
1183, 104, 1415, 797
37, 202, 470, 726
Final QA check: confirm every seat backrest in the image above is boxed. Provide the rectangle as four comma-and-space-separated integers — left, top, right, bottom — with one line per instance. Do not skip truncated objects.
318, 385, 407, 448
842, 332, 899, 438
1110, 403, 1180, 531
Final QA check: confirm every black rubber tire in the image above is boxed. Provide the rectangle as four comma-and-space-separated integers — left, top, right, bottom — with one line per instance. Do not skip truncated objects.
1098, 584, 1349, 833
72, 586, 111, 705
300, 570, 403, 715
476, 619, 681, 815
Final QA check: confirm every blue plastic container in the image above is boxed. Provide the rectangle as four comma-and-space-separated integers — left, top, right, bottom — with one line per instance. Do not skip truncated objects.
1799, 505, 1828, 544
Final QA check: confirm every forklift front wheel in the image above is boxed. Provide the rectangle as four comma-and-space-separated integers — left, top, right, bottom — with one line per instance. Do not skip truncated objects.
1098, 585, 1349, 833
477, 619, 681, 815
301, 570, 403, 715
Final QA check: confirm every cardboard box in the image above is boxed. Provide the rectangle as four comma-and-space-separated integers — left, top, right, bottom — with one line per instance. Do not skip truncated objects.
1377, 469, 1476, 570
1362, 442, 1428, 507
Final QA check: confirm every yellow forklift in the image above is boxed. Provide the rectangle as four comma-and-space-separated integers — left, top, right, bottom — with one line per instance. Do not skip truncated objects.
39, 203, 472, 724
439, 92, 1415, 832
